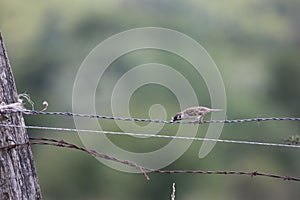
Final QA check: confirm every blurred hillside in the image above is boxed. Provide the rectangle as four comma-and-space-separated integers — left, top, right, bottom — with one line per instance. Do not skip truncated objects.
1, 0, 300, 199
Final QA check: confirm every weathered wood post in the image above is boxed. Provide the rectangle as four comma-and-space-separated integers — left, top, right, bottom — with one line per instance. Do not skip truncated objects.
0, 32, 42, 199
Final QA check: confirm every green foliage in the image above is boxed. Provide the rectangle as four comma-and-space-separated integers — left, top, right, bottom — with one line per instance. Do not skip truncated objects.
1, 0, 300, 199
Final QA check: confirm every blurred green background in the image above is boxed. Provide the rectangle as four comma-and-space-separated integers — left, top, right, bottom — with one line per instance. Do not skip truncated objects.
1, 0, 300, 199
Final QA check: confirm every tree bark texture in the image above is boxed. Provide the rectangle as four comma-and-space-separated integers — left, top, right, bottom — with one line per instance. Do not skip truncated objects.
0, 32, 42, 199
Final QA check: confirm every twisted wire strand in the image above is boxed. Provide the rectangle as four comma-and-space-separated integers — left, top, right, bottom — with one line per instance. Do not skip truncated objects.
0, 123, 299, 149
146, 169, 300, 181
1, 136, 300, 182
0, 137, 149, 180
4, 109, 300, 124
0, 100, 299, 124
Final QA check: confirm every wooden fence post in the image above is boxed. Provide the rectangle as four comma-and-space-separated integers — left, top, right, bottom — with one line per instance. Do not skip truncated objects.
0, 32, 42, 199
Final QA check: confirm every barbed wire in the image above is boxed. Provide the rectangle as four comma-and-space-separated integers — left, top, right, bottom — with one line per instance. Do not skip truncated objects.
0, 137, 149, 180
1, 136, 299, 182
23, 110, 300, 124
0, 123, 300, 149
147, 169, 300, 181
1, 101, 300, 182
0, 103, 300, 124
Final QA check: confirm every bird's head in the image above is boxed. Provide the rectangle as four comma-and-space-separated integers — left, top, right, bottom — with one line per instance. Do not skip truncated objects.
171, 112, 183, 122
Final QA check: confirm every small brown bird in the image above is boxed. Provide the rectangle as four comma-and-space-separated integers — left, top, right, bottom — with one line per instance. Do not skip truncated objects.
171, 106, 223, 124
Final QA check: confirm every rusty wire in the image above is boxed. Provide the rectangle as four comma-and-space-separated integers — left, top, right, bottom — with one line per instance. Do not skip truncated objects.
1, 137, 299, 182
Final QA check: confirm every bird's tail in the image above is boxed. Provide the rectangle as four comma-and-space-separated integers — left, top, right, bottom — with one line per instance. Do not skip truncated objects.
209, 108, 223, 112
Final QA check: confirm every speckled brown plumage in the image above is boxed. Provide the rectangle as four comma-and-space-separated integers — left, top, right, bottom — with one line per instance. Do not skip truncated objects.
171, 106, 223, 124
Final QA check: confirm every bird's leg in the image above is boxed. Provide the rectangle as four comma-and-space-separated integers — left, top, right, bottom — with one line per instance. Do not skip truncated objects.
199, 115, 204, 124
192, 116, 201, 125
192, 115, 204, 125
192, 119, 198, 126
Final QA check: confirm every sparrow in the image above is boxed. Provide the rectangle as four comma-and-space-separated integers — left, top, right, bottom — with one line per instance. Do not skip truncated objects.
171, 106, 223, 124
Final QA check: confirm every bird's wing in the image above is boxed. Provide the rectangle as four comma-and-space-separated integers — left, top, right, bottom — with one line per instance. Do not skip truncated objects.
184, 107, 202, 116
